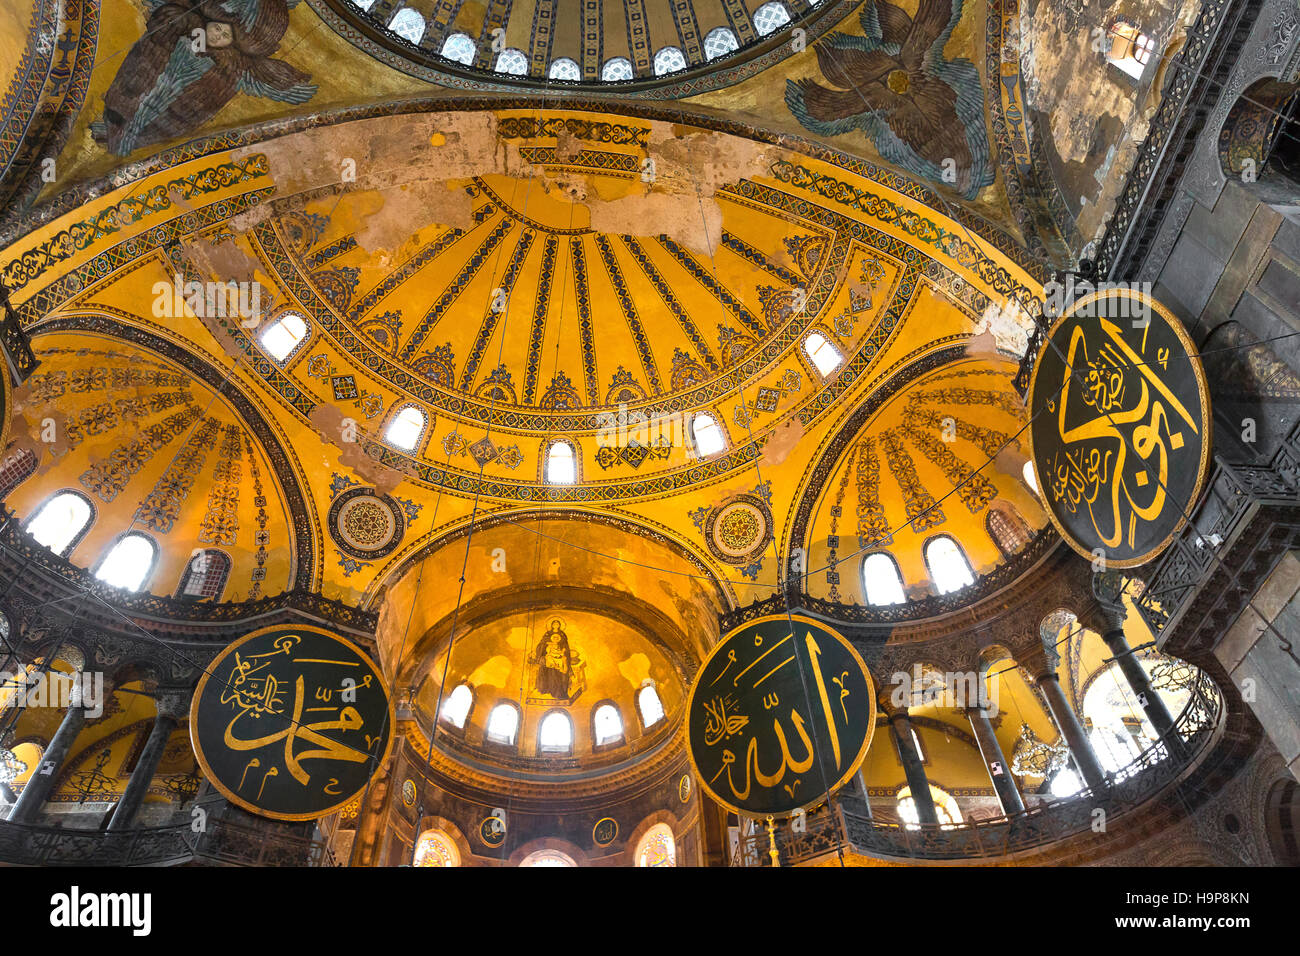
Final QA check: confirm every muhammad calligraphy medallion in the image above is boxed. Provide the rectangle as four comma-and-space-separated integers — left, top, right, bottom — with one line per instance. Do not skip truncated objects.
686, 614, 875, 817
189, 624, 394, 821
1028, 287, 1212, 567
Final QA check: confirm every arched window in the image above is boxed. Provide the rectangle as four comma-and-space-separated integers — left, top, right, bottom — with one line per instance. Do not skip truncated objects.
653, 46, 687, 76
520, 849, 576, 866
440, 32, 475, 64
637, 682, 665, 728
897, 784, 962, 829
0, 448, 37, 500
388, 8, 426, 44
753, 2, 791, 36
538, 710, 573, 753
593, 703, 624, 746
1106, 22, 1155, 79
25, 491, 93, 556
549, 57, 581, 80
1022, 461, 1040, 497
385, 405, 426, 450
486, 701, 520, 745
1049, 767, 1082, 798
690, 412, 726, 456
1081, 654, 1200, 776
260, 312, 308, 363
545, 440, 577, 484
440, 683, 473, 729
986, 505, 1031, 558
413, 829, 460, 866
635, 823, 677, 866
924, 535, 974, 594
176, 548, 231, 601
601, 57, 633, 81
94, 533, 157, 592
495, 48, 528, 74
803, 330, 843, 376
862, 552, 906, 605
703, 27, 739, 59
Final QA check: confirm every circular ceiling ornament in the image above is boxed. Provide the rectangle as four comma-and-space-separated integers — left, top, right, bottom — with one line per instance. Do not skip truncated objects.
189, 625, 394, 822
686, 614, 875, 818
1028, 286, 1212, 568
329, 487, 407, 559
705, 494, 773, 565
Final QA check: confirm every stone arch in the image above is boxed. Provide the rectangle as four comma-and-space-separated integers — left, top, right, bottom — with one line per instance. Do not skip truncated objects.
623, 808, 686, 866
412, 814, 473, 866
507, 836, 590, 867
1218, 76, 1300, 187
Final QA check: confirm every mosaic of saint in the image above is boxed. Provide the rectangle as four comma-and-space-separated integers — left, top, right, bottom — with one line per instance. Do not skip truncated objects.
530, 619, 587, 703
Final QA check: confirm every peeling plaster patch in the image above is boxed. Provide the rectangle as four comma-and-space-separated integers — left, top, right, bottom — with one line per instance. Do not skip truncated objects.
588, 189, 723, 255
759, 416, 804, 468
308, 403, 413, 495
353, 180, 474, 258
585, 124, 783, 255
8, 383, 71, 465
977, 298, 1036, 358
963, 327, 1002, 361
231, 113, 785, 258
994, 442, 1030, 479
184, 235, 261, 287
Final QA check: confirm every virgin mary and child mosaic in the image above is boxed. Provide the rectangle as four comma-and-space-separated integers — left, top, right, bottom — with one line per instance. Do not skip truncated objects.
528, 619, 587, 704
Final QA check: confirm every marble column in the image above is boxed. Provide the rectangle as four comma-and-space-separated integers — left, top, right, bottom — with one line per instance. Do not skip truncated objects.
1100, 624, 1187, 760
886, 708, 939, 825
1035, 671, 1108, 792
966, 704, 1025, 814
107, 692, 187, 831
8, 697, 86, 824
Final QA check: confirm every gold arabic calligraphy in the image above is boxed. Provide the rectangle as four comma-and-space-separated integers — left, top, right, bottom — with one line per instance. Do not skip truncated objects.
703, 632, 851, 802
1049, 318, 1198, 551
219, 641, 370, 790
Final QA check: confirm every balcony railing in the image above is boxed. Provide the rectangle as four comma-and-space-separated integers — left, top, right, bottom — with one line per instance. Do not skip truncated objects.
0, 815, 339, 866
731, 670, 1223, 864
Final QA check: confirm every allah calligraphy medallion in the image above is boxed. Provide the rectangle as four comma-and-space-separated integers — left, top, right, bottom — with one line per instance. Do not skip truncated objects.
190, 624, 394, 821
1028, 288, 1212, 568
686, 614, 875, 817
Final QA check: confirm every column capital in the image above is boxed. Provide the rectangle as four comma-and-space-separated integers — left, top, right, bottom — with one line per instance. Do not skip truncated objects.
1017, 642, 1054, 682
154, 689, 191, 721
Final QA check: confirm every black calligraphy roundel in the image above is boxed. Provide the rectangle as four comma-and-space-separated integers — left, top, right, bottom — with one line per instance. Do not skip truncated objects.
686, 614, 875, 818
1028, 287, 1212, 568
190, 624, 394, 821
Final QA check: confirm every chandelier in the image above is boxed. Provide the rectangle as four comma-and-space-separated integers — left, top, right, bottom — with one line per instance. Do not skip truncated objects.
1010, 722, 1069, 779
0, 747, 27, 784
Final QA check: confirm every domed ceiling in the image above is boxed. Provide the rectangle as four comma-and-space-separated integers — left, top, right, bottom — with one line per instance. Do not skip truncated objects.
802, 356, 1048, 611
6, 330, 310, 599
315, 0, 850, 92
2, 104, 1048, 620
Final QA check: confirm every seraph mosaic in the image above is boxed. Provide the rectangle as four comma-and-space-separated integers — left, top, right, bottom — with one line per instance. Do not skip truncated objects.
92, 0, 318, 156
786, 0, 993, 200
